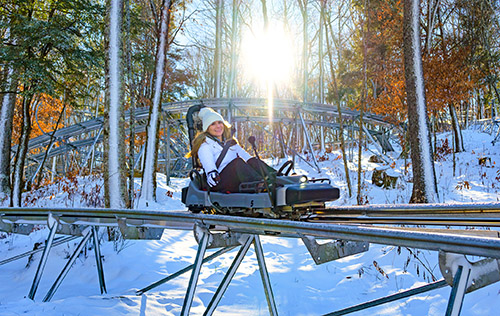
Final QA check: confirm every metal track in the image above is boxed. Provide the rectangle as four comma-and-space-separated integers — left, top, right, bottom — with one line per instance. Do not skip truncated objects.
306, 202, 500, 226
316, 202, 500, 215
1, 204, 500, 259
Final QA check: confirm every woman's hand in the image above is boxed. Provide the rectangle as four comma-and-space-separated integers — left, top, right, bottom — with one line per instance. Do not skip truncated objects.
206, 170, 220, 187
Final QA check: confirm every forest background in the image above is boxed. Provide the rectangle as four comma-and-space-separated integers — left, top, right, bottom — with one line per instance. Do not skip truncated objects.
0, 0, 499, 208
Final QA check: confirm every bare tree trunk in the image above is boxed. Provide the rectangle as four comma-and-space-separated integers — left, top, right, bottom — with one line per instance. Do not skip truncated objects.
125, 0, 136, 208
424, 0, 440, 54
319, 0, 325, 151
214, 0, 223, 98
11, 92, 33, 207
140, 0, 173, 204
298, 0, 308, 102
357, 0, 368, 205
449, 103, 465, 152
260, 0, 268, 29
0, 65, 16, 203
324, 2, 352, 197
104, 0, 128, 209
403, 0, 438, 203
0, 25, 17, 203
227, 0, 239, 99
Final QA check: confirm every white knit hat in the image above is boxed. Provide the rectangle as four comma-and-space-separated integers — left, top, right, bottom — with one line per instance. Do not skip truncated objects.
198, 107, 230, 131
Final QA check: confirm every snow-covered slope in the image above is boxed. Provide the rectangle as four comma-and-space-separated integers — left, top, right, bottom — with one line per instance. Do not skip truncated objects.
0, 128, 499, 315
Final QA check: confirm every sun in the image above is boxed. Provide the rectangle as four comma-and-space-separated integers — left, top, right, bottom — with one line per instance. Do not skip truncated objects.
240, 25, 295, 89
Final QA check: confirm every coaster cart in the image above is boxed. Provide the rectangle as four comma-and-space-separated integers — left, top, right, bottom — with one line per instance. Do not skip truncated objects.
181, 104, 340, 219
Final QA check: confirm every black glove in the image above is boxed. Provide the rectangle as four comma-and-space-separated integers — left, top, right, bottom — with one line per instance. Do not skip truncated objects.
206, 170, 220, 188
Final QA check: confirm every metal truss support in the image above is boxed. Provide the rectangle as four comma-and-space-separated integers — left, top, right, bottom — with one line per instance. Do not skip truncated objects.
445, 265, 470, 316
204, 235, 254, 316
324, 279, 447, 316
298, 111, 320, 173
43, 227, 93, 302
193, 224, 245, 249
79, 126, 103, 170
361, 125, 384, 156
439, 251, 500, 293
180, 229, 210, 316
439, 251, 500, 316
92, 226, 107, 294
136, 246, 236, 295
254, 235, 278, 316
1, 215, 34, 235
0, 236, 78, 266
301, 236, 369, 265
117, 217, 163, 240
28, 214, 59, 300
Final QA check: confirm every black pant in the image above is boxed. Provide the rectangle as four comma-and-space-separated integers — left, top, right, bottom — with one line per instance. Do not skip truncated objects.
212, 157, 275, 193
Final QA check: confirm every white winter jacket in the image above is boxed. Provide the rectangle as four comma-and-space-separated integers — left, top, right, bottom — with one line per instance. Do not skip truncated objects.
198, 137, 252, 174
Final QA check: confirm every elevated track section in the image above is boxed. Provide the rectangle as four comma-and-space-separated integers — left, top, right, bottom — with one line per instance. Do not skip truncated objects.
1, 202, 500, 315
21, 98, 396, 182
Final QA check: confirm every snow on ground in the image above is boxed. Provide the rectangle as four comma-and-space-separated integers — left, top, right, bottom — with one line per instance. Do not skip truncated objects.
0, 128, 499, 315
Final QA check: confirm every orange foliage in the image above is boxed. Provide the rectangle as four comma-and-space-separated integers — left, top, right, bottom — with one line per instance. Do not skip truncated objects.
365, 0, 406, 125
13, 94, 70, 145
364, 0, 483, 126
424, 43, 481, 114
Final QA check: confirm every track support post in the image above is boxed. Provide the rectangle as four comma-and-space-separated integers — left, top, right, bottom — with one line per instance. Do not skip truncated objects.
181, 225, 210, 316
445, 265, 470, 316
28, 213, 59, 300
254, 235, 278, 316
92, 226, 107, 294
43, 227, 93, 302
439, 251, 500, 316
204, 235, 254, 316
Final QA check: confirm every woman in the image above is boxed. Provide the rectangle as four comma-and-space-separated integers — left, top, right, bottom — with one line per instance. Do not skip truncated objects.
188, 107, 274, 193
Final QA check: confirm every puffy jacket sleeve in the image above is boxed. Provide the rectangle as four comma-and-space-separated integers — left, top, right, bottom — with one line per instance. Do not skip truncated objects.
198, 142, 217, 173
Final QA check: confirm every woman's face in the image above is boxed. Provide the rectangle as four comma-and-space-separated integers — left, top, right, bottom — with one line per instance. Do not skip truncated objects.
207, 121, 224, 139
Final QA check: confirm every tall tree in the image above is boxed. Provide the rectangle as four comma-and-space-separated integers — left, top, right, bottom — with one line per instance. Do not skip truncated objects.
0, 27, 17, 202
3, 1, 103, 206
324, 0, 352, 198
214, 0, 223, 98
403, 0, 438, 203
11, 90, 33, 206
298, 0, 309, 102
104, 0, 128, 208
139, 0, 173, 204
357, 0, 368, 205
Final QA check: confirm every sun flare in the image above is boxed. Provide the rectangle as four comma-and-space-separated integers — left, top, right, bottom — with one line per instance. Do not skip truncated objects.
241, 25, 295, 121
240, 25, 295, 88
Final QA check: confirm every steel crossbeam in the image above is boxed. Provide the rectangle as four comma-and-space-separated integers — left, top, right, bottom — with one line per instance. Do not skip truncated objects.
43, 227, 93, 302
1, 205, 500, 258
204, 235, 255, 316
0, 235, 78, 266
136, 246, 236, 295
445, 266, 470, 316
324, 279, 448, 316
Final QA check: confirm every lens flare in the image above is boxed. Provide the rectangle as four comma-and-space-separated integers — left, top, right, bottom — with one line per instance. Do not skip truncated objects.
240, 24, 295, 123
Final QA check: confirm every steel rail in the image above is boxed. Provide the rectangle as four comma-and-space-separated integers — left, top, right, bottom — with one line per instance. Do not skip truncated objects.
318, 201, 500, 215
1, 207, 500, 259
307, 216, 500, 227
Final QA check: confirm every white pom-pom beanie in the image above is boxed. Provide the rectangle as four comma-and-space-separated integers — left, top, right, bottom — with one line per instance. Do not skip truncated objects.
198, 107, 230, 131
